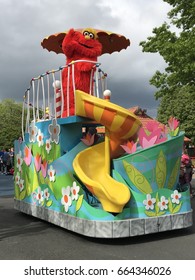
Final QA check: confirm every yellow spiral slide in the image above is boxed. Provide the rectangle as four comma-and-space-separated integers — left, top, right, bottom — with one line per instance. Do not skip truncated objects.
73, 90, 141, 213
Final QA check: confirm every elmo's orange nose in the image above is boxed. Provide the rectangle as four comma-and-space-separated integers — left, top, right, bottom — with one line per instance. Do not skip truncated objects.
84, 35, 90, 40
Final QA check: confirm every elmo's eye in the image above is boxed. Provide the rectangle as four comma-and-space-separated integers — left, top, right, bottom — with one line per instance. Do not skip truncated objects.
83, 31, 89, 36
89, 32, 94, 39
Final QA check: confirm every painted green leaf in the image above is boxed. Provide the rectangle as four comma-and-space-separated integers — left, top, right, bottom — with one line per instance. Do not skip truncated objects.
155, 193, 160, 214
39, 172, 45, 185
157, 211, 166, 216
23, 165, 31, 196
156, 150, 166, 189
24, 171, 31, 196
26, 184, 31, 197
145, 210, 156, 217
14, 185, 20, 199
76, 194, 84, 212
123, 160, 152, 194
168, 158, 180, 189
47, 180, 54, 194
168, 198, 173, 213
19, 189, 26, 200
173, 202, 182, 214
173, 127, 179, 136
46, 200, 53, 207
32, 167, 40, 193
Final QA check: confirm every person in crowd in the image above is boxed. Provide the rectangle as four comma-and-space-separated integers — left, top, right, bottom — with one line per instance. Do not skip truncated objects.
2, 148, 11, 174
181, 148, 194, 196
9, 147, 14, 168
0, 150, 4, 173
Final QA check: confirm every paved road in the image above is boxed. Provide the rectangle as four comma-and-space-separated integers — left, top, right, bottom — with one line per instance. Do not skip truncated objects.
0, 174, 195, 260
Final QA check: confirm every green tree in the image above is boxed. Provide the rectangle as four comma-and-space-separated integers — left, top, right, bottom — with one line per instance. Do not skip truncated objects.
140, 0, 195, 142
0, 99, 23, 150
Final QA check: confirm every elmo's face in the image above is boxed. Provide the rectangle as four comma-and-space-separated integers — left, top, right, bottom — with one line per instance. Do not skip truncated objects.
62, 28, 102, 59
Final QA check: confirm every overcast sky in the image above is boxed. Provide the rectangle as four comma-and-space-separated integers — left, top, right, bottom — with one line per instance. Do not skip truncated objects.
0, 0, 171, 117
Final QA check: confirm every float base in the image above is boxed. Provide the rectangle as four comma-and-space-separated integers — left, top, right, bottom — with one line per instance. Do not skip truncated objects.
14, 199, 193, 238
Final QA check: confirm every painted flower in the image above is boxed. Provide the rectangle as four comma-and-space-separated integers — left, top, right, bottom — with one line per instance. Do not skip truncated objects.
37, 129, 44, 147
168, 116, 180, 137
29, 121, 38, 143
61, 186, 72, 212
139, 127, 161, 149
158, 196, 169, 211
18, 178, 24, 192
161, 124, 169, 138
23, 145, 32, 166
171, 190, 181, 204
48, 118, 60, 144
41, 159, 48, 178
168, 116, 179, 131
36, 186, 44, 204
15, 172, 20, 186
70, 181, 80, 201
45, 139, 52, 154
34, 153, 41, 172
44, 188, 50, 201
143, 194, 156, 210
146, 122, 160, 133
16, 150, 23, 172
48, 165, 56, 182
121, 140, 137, 154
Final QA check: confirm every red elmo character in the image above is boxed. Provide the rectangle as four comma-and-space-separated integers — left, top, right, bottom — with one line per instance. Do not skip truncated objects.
61, 28, 102, 117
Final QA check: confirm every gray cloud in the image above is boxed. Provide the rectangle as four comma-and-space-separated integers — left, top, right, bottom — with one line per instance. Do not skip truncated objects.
0, 0, 170, 117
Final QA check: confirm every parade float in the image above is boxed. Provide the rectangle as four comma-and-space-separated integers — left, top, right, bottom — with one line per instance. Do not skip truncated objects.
14, 28, 193, 238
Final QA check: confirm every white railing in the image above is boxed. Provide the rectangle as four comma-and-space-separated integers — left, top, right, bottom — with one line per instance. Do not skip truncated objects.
22, 60, 108, 139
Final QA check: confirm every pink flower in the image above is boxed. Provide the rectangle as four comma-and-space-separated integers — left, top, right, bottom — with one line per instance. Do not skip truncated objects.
168, 116, 179, 131
41, 159, 48, 178
161, 124, 168, 138
146, 122, 159, 133
139, 127, 167, 148
34, 153, 41, 171
121, 140, 137, 154
23, 145, 32, 166
139, 128, 158, 148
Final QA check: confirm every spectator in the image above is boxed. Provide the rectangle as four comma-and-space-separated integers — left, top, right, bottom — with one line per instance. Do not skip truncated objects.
181, 149, 193, 196
2, 148, 11, 174
9, 147, 14, 168
0, 150, 4, 173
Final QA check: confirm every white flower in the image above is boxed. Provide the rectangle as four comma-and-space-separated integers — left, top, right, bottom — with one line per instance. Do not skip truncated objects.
16, 151, 23, 172
45, 139, 52, 154
47, 165, 56, 182
29, 121, 38, 143
15, 172, 20, 186
61, 186, 72, 212
158, 196, 168, 211
71, 181, 80, 201
18, 178, 24, 192
143, 194, 156, 210
36, 186, 44, 204
171, 190, 181, 204
48, 118, 60, 144
37, 129, 44, 147
44, 188, 50, 201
